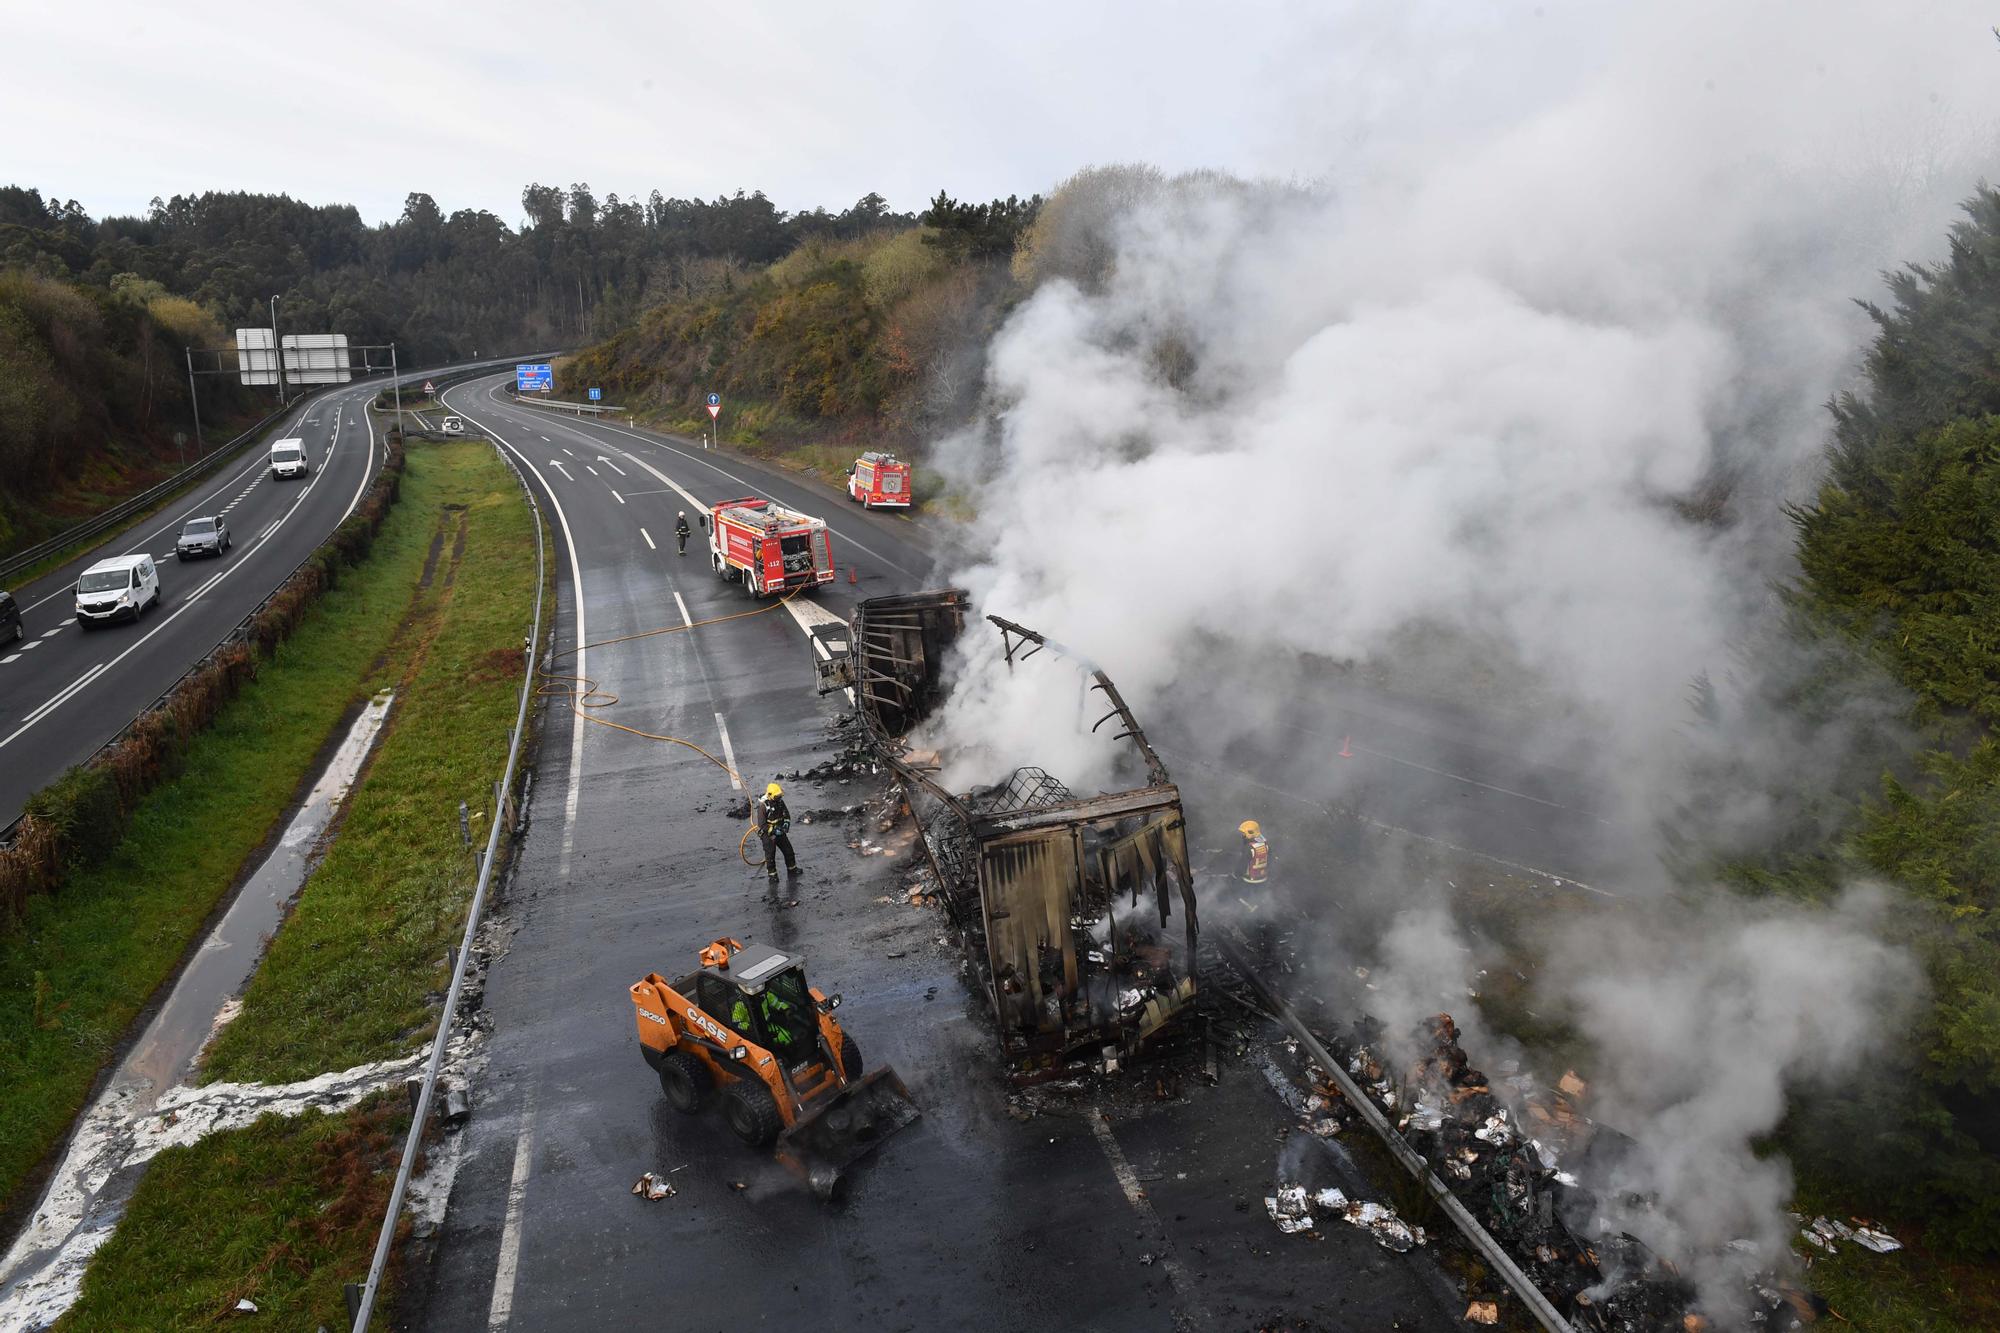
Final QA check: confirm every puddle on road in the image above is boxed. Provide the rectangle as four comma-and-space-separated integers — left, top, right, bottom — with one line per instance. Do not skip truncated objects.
0, 690, 394, 1325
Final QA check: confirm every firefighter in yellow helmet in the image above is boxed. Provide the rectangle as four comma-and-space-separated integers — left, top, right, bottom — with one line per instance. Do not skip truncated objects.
758, 781, 801, 882
1238, 819, 1269, 885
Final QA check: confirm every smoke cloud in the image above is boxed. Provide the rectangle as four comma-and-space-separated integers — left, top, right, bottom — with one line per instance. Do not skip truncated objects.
924, 0, 1999, 1313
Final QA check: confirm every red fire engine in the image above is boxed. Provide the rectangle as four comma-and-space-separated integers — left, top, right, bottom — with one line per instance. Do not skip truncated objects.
847, 452, 912, 509
708, 497, 836, 597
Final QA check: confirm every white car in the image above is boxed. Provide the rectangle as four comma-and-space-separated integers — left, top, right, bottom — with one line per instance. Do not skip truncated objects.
269, 438, 310, 480
441, 415, 465, 435
75, 554, 160, 628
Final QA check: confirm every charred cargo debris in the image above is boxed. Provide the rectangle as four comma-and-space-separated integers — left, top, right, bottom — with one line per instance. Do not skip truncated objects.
816, 589, 1199, 1081
1256, 992, 1842, 1333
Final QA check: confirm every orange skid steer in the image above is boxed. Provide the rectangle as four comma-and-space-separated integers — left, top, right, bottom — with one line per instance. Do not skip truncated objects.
630, 938, 920, 1197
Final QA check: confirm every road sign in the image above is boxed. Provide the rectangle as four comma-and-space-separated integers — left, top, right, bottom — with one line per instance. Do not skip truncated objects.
707, 403, 721, 419
588, 387, 602, 401
423, 380, 435, 395
706, 392, 721, 407
515, 363, 553, 393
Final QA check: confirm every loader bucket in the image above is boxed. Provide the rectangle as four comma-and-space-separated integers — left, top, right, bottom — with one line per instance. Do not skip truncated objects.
776, 1066, 921, 1198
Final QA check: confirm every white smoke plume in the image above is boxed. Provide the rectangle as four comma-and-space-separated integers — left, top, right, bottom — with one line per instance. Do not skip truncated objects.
923, 0, 2000, 1314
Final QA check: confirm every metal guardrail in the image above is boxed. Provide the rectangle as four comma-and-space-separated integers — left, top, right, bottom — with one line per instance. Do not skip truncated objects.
0, 399, 299, 584
350, 420, 548, 1331
506, 391, 627, 417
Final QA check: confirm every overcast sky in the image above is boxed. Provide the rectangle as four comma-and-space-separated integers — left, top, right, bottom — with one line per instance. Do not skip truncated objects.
2, 0, 1636, 225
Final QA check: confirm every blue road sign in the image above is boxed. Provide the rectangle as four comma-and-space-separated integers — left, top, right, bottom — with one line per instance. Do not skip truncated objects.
706, 392, 721, 407
515, 363, 553, 393
588, 387, 602, 401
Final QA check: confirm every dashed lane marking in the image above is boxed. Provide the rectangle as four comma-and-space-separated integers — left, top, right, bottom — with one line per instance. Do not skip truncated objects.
39, 626, 63, 638
609, 489, 624, 504
585, 466, 599, 477
673, 591, 692, 627
640, 528, 655, 549
716, 704, 740, 788
0, 654, 18, 664
1089, 1110, 1209, 1326
21, 640, 43, 651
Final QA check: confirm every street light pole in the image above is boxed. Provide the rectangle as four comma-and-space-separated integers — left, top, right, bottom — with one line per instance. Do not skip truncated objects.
269, 294, 285, 404
390, 343, 404, 440
184, 347, 205, 457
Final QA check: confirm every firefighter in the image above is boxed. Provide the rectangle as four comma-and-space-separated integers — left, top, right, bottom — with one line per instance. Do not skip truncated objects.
1238, 819, 1269, 885
759, 781, 801, 880
675, 510, 692, 555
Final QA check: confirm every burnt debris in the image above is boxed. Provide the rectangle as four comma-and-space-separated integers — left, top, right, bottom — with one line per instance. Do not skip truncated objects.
818, 589, 1199, 1081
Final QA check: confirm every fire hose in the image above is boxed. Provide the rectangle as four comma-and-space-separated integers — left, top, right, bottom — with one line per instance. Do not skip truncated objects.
538, 585, 809, 865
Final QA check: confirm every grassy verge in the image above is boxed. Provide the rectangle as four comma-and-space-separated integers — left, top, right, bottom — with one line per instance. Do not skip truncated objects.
202, 439, 536, 1081
59, 1094, 411, 1329
0, 455, 434, 1212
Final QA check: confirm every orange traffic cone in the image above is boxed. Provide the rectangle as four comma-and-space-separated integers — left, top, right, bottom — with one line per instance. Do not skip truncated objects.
1339, 735, 1354, 759
848, 566, 858, 585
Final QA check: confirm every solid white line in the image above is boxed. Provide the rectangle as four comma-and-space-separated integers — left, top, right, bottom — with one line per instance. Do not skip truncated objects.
12, 663, 106, 733
610, 489, 624, 504
714, 711, 741, 790
640, 528, 655, 550
673, 591, 692, 627
485, 1085, 539, 1331
1088, 1110, 1208, 1322
445, 389, 589, 881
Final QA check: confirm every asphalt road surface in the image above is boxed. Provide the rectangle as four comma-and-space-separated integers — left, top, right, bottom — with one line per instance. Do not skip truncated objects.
405, 379, 1504, 1331
0, 384, 394, 830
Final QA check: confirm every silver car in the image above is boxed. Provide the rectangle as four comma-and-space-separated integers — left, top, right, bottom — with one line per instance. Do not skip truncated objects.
176, 515, 231, 561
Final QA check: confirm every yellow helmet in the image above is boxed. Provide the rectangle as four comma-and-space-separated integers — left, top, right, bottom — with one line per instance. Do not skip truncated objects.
1238, 819, 1261, 838
766, 782, 784, 799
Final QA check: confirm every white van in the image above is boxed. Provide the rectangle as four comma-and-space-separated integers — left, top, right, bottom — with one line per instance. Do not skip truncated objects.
75, 554, 160, 628
269, 438, 310, 480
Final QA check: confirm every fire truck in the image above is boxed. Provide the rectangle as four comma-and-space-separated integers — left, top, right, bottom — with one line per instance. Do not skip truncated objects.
709, 496, 836, 597
847, 452, 911, 509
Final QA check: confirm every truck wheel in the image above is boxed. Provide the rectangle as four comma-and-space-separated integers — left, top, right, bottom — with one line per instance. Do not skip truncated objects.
839, 1033, 863, 1079
659, 1050, 711, 1113
721, 1080, 783, 1148
741, 569, 758, 599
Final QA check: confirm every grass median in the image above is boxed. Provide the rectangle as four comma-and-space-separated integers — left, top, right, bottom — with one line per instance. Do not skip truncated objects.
60, 1094, 410, 1330
201, 438, 537, 1082
0, 455, 427, 1214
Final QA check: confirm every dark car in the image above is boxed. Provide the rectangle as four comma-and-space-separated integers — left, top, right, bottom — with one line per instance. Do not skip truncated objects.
176, 516, 231, 560
0, 588, 19, 644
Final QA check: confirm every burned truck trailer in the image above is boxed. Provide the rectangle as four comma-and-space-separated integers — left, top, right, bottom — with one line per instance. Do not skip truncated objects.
816, 589, 1199, 1079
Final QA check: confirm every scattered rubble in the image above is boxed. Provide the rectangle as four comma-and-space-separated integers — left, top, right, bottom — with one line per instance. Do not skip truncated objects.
1465, 1299, 1500, 1325
631, 1172, 676, 1201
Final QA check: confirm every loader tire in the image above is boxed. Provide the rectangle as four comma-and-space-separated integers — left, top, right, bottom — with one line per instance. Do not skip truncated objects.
839, 1033, 863, 1079
721, 1080, 783, 1148
659, 1050, 710, 1113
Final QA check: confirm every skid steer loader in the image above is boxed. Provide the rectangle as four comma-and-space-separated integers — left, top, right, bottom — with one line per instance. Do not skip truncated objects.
630, 938, 920, 1197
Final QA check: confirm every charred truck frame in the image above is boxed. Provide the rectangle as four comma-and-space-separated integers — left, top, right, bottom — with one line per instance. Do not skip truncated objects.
817, 589, 1199, 1081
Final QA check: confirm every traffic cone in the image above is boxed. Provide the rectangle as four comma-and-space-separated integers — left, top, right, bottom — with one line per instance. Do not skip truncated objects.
1339, 735, 1354, 759
848, 566, 858, 585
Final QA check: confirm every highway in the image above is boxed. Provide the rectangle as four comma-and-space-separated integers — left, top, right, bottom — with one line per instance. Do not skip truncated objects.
0, 383, 394, 830
406, 376, 1487, 1330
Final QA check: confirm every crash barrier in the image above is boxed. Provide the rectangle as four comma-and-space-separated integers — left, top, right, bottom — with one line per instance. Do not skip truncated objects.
1217, 934, 1575, 1333
349, 421, 549, 1333
0, 399, 297, 584
0, 441, 409, 924
505, 391, 627, 418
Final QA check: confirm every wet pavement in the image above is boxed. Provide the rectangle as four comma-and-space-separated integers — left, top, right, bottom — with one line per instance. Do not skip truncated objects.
407, 383, 1492, 1330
